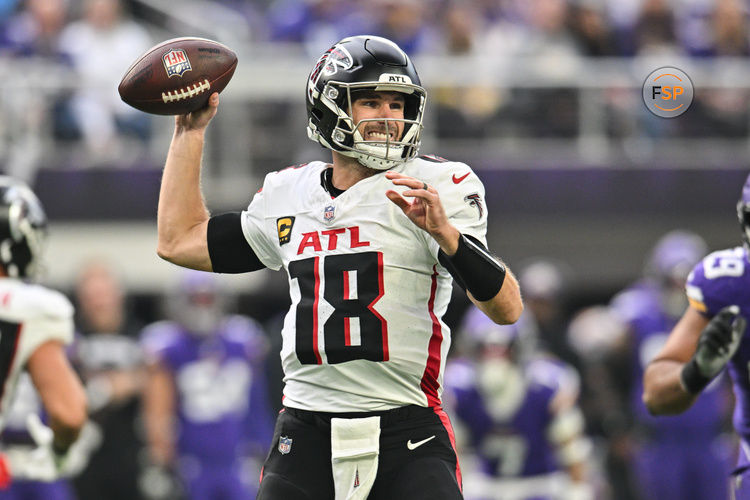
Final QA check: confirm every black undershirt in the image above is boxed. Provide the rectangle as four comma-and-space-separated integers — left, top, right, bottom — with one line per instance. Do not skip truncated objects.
321, 167, 345, 197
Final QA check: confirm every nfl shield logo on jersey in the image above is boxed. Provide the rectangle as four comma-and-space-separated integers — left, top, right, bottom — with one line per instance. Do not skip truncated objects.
278, 436, 293, 455
162, 48, 192, 77
324, 205, 336, 223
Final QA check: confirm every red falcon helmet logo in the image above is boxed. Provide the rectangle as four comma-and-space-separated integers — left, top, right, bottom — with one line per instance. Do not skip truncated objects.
308, 44, 353, 104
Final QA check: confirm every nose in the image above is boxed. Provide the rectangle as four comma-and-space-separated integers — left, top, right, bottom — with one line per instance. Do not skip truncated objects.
379, 103, 396, 119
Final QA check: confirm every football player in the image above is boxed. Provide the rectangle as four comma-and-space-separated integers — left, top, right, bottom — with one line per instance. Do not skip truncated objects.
611, 231, 732, 500
0, 177, 87, 487
643, 173, 750, 497
140, 270, 274, 500
68, 261, 147, 500
445, 307, 593, 500
155, 35, 522, 499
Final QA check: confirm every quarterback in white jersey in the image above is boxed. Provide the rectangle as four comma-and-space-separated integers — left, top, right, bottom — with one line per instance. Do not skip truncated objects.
156, 35, 522, 500
242, 156, 487, 411
0, 177, 87, 486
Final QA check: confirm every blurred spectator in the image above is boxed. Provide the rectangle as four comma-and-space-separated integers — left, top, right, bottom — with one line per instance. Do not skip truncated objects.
569, 1, 619, 56
0, 0, 74, 182
633, 0, 680, 55
266, 0, 374, 57
677, 0, 750, 138
0, 0, 69, 58
371, 0, 438, 55
57, 0, 152, 162
445, 307, 595, 500
140, 271, 274, 500
607, 231, 733, 500
438, 2, 479, 55
430, 3, 509, 140
710, 0, 749, 56
69, 260, 147, 500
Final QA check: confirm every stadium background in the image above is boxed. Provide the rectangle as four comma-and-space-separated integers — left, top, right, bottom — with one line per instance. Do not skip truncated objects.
0, 0, 747, 498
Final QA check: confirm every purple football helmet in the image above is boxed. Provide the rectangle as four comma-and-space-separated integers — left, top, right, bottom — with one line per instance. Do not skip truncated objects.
458, 306, 538, 362
737, 173, 750, 253
167, 270, 226, 336
645, 230, 707, 285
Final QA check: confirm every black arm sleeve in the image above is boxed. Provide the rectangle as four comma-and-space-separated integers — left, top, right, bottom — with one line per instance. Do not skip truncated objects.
207, 212, 266, 273
438, 233, 506, 301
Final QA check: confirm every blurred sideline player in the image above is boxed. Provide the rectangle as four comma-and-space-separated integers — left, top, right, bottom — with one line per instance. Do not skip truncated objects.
140, 270, 274, 500
610, 230, 733, 500
516, 258, 579, 370
0, 177, 87, 487
643, 173, 750, 498
155, 34, 522, 499
444, 306, 593, 500
69, 260, 147, 500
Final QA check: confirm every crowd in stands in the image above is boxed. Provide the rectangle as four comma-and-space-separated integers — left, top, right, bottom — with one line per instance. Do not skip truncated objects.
0, 0, 746, 178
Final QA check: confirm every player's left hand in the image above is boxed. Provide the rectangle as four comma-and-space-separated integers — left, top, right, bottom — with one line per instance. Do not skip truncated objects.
384, 172, 459, 251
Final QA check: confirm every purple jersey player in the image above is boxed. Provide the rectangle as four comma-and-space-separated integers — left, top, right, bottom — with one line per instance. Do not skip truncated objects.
140, 271, 274, 500
644, 173, 750, 499
611, 231, 732, 500
445, 307, 593, 500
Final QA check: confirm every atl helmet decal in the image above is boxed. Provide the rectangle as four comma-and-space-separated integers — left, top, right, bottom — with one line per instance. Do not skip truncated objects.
162, 48, 192, 78
464, 193, 484, 218
308, 44, 353, 104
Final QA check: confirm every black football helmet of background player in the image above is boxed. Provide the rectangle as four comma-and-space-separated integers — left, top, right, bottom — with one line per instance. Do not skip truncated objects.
0, 177, 47, 279
306, 35, 426, 170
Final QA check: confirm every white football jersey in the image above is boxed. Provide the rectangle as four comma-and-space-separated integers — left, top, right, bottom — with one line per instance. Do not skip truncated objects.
0, 279, 74, 431
241, 156, 488, 411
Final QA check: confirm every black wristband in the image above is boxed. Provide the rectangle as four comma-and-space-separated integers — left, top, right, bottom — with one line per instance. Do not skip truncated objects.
679, 359, 713, 394
438, 234, 506, 302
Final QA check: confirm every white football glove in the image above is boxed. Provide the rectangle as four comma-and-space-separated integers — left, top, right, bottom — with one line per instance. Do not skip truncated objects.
1, 414, 99, 482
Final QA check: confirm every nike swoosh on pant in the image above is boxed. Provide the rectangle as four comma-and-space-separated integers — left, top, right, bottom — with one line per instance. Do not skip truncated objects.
406, 435, 436, 450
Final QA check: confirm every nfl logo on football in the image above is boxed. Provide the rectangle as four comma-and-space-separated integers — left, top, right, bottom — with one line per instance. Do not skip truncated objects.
163, 48, 192, 77
324, 205, 336, 223
278, 436, 293, 455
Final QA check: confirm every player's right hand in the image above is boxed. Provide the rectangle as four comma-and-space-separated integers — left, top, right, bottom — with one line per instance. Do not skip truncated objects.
2, 415, 98, 482
693, 305, 746, 378
175, 92, 219, 132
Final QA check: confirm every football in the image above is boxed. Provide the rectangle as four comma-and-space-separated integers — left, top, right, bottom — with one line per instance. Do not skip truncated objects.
118, 37, 238, 115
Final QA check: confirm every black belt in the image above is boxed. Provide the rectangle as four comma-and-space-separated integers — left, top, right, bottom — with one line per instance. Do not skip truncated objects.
283, 404, 433, 427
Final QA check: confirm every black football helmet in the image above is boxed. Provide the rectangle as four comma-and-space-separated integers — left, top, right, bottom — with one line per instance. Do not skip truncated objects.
738, 173, 750, 253
306, 35, 426, 170
0, 177, 47, 278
